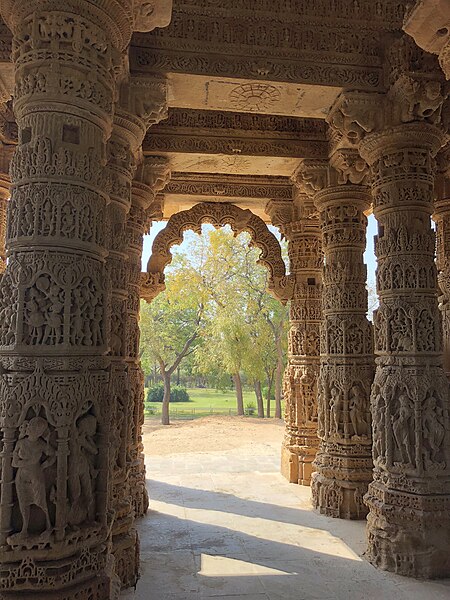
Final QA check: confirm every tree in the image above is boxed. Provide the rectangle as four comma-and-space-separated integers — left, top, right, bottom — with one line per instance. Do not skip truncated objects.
192, 227, 289, 417
140, 255, 205, 425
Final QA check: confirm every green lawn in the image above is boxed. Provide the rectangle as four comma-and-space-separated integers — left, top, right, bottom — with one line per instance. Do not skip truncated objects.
145, 387, 258, 419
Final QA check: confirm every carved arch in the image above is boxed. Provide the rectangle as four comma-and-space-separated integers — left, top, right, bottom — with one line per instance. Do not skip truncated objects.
140, 202, 294, 303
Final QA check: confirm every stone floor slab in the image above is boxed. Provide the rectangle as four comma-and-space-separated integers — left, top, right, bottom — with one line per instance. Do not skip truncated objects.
123, 441, 450, 600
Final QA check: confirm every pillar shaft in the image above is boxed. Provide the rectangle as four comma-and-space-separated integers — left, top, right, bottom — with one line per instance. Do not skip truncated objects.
312, 184, 374, 518
0, 2, 133, 597
106, 84, 168, 587
128, 157, 169, 517
434, 163, 450, 376
278, 195, 322, 485
360, 122, 450, 577
0, 143, 13, 272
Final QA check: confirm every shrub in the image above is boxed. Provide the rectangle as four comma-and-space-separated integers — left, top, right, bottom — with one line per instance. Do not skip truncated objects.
146, 383, 164, 403
146, 384, 190, 403
245, 401, 256, 416
171, 385, 190, 403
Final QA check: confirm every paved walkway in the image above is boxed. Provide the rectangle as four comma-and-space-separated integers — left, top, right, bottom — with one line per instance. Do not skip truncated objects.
122, 442, 450, 600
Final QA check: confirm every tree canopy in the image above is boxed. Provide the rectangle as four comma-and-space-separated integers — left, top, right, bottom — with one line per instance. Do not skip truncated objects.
139, 225, 289, 424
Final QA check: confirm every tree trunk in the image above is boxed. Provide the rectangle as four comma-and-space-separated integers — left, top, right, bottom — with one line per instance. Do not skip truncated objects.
266, 380, 272, 418
176, 366, 180, 386
254, 380, 264, 418
274, 336, 283, 419
233, 373, 244, 416
162, 372, 171, 425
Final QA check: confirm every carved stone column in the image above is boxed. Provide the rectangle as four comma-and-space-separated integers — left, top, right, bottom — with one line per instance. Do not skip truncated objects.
296, 156, 374, 519
106, 77, 168, 589
0, 3, 128, 597
0, 1, 172, 597
360, 122, 450, 577
0, 143, 13, 272
434, 147, 450, 376
267, 192, 322, 486
328, 39, 450, 576
127, 157, 170, 518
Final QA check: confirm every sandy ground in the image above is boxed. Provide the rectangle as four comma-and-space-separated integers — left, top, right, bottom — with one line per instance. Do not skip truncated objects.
142, 416, 285, 455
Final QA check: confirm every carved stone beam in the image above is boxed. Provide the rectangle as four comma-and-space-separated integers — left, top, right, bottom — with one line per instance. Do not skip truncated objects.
403, 0, 450, 79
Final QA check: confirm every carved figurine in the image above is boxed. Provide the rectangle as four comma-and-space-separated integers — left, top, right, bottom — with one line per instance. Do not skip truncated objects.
392, 393, 415, 466
68, 414, 98, 524
349, 385, 368, 437
422, 393, 445, 464
12, 417, 54, 537
329, 386, 342, 435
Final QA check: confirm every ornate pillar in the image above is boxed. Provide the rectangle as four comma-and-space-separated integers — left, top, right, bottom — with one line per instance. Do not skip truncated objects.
297, 155, 374, 519
328, 49, 450, 574
0, 3, 127, 597
127, 157, 170, 518
434, 146, 450, 376
106, 77, 168, 588
0, 1, 172, 597
267, 192, 322, 486
0, 143, 13, 272
361, 122, 450, 577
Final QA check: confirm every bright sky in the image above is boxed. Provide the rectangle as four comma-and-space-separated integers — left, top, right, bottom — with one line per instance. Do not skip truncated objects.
141, 213, 379, 287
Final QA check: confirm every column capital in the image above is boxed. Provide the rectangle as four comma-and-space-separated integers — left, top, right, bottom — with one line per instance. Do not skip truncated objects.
293, 154, 370, 200
137, 155, 171, 186
403, 0, 450, 80
265, 199, 294, 229
118, 76, 169, 134
292, 160, 330, 197
328, 43, 447, 149
133, 0, 173, 32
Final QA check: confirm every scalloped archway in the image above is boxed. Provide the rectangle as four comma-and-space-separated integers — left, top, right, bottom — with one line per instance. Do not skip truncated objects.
140, 202, 294, 303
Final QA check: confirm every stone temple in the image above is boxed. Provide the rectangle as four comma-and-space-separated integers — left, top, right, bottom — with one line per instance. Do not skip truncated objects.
0, 0, 449, 597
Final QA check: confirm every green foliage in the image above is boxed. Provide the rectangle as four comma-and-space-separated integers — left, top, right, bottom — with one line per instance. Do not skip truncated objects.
140, 224, 289, 420
245, 401, 256, 416
262, 385, 275, 401
146, 383, 164, 403
146, 384, 191, 403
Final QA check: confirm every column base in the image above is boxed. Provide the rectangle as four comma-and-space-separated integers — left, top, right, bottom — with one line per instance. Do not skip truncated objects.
365, 481, 450, 578
112, 529, 140, 589
281, 444, 316, 485
0, 564, 120, 600
130, 456, 149, 518
311, 471, 369, 520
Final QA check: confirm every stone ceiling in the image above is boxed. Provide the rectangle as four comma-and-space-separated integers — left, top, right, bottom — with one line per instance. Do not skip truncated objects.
132, 0, 411, 221
0, 0, 414, 221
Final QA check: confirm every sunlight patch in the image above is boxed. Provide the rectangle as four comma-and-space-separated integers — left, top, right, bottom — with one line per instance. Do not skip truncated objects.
199, 554, 294, 577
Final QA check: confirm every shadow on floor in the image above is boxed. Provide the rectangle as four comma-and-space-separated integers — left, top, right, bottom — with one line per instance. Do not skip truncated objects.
121, 478, 450, 600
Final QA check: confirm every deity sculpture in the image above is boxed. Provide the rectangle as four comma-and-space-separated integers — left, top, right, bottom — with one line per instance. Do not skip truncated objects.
349, 385, 368, 437
392, 393, 415, 466
422, 393, 445, 464
12, 416, 55, 537
329, 386, 342, 436
68, 414, 98, 525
